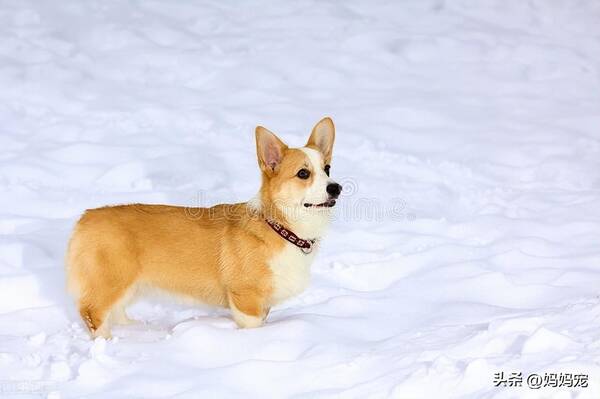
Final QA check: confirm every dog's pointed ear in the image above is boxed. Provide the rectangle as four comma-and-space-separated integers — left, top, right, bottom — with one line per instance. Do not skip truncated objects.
306, 117, 335, 164
256, 126, 288, 174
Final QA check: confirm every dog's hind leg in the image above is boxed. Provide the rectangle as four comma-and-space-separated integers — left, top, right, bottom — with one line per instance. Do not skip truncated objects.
110, 288, 137, 326
79, 286, 131, 339
75, 265, 138, 339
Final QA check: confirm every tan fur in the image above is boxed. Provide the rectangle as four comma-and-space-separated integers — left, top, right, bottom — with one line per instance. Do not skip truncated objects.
66, 117, 337, 338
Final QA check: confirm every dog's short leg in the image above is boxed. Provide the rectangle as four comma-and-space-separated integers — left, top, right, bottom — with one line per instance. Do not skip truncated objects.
78, 281, 135, 338
110, 287, 137, 326
79, 303, 113, 339
227, 289, 268, 329
112, 306, 135, 325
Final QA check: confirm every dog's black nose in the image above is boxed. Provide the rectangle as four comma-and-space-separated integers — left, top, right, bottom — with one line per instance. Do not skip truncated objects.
326, 183, 342, 199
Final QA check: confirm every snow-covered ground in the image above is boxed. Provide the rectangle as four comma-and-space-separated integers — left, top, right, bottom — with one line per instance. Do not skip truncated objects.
1, 0, 600, 397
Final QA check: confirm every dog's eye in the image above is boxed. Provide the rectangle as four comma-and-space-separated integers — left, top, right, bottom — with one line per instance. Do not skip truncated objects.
297, 169, 310, 179
324, 164, 331, 176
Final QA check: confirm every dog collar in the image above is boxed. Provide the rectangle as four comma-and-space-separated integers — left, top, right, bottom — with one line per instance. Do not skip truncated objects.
266, 219, 316, 254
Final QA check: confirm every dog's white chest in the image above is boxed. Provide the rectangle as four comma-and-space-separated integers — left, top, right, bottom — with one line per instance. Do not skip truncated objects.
268, 244, 317, 305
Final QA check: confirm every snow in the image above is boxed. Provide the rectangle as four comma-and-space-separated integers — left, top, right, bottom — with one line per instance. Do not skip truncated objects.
1, 0, 600, 397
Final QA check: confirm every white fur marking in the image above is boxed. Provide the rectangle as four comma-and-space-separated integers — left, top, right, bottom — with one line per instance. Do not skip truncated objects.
268, 243, 317, 305
267, 147, 336, 304
278, 147, 333, 239
299, 147, 331, 206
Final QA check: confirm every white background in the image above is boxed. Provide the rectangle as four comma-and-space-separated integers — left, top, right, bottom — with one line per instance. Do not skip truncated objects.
1, 1, 599, 398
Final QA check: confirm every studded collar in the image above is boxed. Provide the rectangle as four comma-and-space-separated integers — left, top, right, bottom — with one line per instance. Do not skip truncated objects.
265, 219, 316, 254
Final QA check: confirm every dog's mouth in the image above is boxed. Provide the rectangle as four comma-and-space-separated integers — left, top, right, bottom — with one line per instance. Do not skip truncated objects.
303, 199, 336, 208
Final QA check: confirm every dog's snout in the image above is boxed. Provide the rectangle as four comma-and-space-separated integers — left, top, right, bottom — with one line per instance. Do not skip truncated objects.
326, 183, 342, 199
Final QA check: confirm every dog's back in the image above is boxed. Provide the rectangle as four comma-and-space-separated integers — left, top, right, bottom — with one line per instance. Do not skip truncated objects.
66, 203, 274, 337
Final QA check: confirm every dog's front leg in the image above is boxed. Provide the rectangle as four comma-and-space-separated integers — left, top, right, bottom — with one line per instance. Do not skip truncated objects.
227, 288, 269, 328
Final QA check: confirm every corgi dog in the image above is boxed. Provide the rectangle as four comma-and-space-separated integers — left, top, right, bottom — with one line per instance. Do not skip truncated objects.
66, 117, 341, 338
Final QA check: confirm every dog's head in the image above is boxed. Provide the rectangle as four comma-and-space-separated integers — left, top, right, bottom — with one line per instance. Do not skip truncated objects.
255, 117, 341, 229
